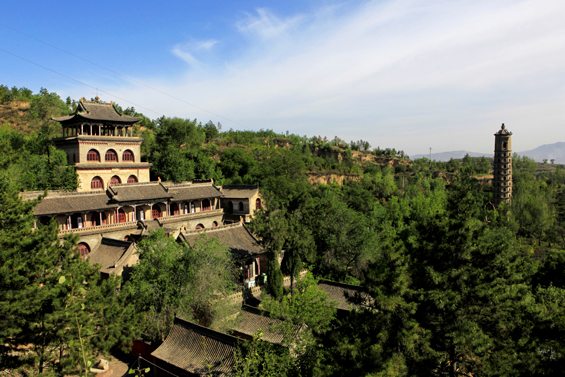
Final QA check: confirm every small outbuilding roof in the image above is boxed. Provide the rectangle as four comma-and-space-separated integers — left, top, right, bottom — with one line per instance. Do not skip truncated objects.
152, 317, 241, 376
318, 280, 367, 311
231, 305, 301, 345
88, 237, 136, 275
179, 224, 264, 259
53, 101, 141, 124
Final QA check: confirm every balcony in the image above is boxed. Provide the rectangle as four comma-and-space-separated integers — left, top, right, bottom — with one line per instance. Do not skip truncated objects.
58, 220, 138, 236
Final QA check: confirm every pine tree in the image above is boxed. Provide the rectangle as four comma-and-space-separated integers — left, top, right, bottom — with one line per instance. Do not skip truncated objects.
0, 188, 140, 375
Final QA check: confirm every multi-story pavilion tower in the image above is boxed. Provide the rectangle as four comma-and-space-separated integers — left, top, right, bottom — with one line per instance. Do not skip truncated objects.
52, 99, 152, 191
493, 123, 512, 206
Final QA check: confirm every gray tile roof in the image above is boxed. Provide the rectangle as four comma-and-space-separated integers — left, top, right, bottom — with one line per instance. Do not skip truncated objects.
220, 185, 259, 199
34, 191, 116, 216
53, 101, 141, 124
88, 237, 135, 274
318, 280, 366, 311
107, 183, 172, 203
231, 306, 301, 344
167, 183, 223, 201
180, 224, 264, 259
152, 317, 241, 376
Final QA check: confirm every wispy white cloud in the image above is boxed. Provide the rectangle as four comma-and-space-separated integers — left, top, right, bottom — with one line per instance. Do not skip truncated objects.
236, 8, 304, 40
101, 0, 565, 155
171, 39, 219, 66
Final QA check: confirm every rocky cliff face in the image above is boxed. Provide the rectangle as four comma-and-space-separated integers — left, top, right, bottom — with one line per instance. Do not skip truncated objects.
307, 173, 360, 185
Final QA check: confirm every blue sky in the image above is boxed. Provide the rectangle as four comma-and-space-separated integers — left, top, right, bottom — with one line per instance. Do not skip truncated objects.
1, 0, 565, 156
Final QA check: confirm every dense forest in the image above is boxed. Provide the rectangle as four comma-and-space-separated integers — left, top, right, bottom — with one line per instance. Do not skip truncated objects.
2, 85, 565, 376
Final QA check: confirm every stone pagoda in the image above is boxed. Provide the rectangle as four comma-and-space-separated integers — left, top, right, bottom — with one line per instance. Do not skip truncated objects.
493, 123, 513, 206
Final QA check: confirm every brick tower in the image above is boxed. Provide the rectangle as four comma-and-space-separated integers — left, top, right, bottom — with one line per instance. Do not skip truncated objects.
493, 123, 512, 206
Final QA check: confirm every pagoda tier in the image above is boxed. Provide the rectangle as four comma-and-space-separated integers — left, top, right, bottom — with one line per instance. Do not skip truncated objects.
53, 100, 141, 138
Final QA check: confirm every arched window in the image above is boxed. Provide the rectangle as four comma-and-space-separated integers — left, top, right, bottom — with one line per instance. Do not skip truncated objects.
212, 221, 218, 227
502, 142, 507, 150
255, 198, 261, 210
152, 205, 162, 219
238, 202, 244, 212
78, 243, 90, 260
184, 203, 189, 214
87, 149, 100, 162
123, 150, 134, 162
91, 176, 104, 190
105, 149, 118, 162
127, 175, 138, 184
195, 224, 204, 230
110, 176, 121, 185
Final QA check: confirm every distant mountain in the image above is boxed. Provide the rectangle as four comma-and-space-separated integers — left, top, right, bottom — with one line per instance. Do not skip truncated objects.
412, 142, 565, 164
516, 142, 565, 164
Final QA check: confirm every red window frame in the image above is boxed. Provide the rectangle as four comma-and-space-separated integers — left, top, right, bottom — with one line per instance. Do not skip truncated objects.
152, 207, 162, 218
91, 177, 103, 189
105, 149, 118, 162
87, 149, 100, 162
123, 150, 134, 161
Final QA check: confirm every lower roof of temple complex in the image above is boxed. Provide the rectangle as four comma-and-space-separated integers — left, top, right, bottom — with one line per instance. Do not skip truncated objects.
179, 223, 264, 258
24, 180, 224, 216
152, 317, 241, 376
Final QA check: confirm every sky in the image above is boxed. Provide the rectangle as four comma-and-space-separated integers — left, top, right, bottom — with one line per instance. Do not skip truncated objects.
1, 0, 565, 157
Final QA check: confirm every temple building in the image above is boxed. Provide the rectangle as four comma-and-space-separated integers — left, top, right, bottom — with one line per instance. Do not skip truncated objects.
23, 99, 264, 284
493, 123, 513, 206
52, 99, 152, 191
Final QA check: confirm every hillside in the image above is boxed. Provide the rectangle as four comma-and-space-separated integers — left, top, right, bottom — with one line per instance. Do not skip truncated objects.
517, 142, 565, 164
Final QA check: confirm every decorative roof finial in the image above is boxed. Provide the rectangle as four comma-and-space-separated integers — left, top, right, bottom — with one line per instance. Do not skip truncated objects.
501, 123, 505, 129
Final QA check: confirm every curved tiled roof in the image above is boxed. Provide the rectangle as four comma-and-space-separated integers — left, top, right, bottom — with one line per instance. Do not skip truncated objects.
152, 317, 241, 376
107, 183, 172, 202
53, 101, 141, 124
34, 191, 115, 216
168, 184, 223, 201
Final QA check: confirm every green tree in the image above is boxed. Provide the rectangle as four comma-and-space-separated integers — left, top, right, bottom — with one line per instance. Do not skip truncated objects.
261, 272, 337, 349
0, 189, 139, 375
121, 229, 237, 342
315, 175, 562, 376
